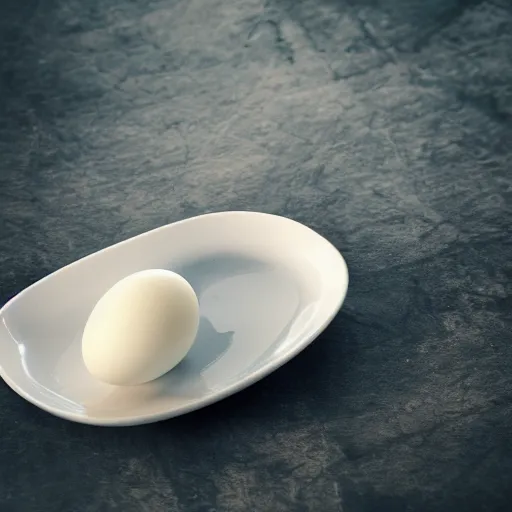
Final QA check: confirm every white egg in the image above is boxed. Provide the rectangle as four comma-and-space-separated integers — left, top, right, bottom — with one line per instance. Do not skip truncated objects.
82, 269, 199, 386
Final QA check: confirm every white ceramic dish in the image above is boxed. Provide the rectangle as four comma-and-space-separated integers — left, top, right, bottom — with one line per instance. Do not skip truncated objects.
0, 212, 348, 426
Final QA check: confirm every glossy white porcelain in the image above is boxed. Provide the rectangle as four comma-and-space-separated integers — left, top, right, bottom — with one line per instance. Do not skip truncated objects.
0, 212, 348, 426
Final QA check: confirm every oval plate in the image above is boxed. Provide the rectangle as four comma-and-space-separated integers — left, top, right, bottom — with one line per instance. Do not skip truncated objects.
0, 212, 348, 426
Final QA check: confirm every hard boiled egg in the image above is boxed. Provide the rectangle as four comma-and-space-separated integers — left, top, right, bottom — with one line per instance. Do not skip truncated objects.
82, 269, 199, 386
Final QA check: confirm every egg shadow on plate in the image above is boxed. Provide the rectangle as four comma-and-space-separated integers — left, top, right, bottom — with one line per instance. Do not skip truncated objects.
147, 316, 234, 400
176, 316, 234, 374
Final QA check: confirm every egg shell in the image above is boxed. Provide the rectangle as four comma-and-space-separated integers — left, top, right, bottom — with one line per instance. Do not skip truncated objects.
82, 269, 199, 386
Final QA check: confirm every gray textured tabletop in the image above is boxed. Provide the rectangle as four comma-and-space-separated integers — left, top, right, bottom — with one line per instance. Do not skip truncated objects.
1, 0, 511, 511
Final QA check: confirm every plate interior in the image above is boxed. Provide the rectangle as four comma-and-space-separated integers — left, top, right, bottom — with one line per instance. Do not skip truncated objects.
1, 252, 324, 423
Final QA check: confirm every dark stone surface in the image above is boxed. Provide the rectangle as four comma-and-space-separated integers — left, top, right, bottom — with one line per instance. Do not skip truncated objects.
1, 0, 511, 510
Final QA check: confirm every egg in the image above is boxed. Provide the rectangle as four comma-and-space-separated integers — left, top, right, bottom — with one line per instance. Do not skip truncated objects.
82, 269, 199, 386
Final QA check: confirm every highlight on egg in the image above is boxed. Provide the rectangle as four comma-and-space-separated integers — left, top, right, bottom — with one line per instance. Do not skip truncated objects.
82, 269, 199, 386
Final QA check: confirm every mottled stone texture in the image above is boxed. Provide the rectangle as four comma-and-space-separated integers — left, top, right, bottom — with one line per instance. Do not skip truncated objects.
1, 0, 511, 510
